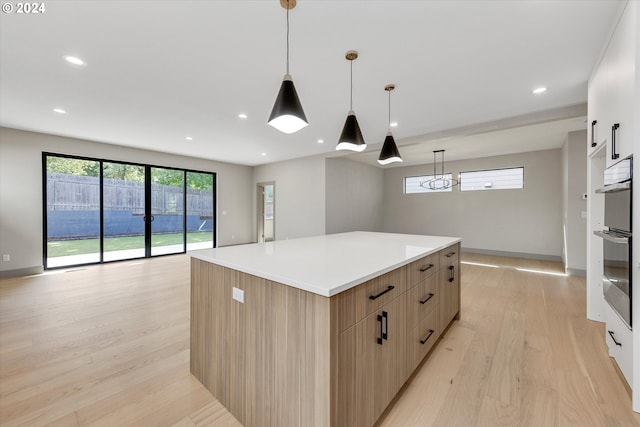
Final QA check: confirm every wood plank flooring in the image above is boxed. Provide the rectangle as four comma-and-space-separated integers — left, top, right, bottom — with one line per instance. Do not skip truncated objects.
0, 253, 638, 426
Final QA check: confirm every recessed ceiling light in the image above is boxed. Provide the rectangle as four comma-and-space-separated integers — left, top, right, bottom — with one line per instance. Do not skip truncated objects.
238, 113, 248, 119
390, 122, 399, 127
532, 87, 547, 94
317, 139, 324, 144
63, 55, 86, 66
185, 136, 193, 141
53, 108, 67, 114
261, 152, 267, 156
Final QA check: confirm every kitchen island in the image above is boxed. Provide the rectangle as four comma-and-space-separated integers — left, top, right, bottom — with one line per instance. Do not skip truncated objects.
189, 231, 461, 427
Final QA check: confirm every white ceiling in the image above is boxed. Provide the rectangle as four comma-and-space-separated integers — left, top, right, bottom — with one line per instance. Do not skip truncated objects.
0, 0, 621, 167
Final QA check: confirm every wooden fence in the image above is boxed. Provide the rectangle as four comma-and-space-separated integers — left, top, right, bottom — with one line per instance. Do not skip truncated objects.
46, 173, 214, 216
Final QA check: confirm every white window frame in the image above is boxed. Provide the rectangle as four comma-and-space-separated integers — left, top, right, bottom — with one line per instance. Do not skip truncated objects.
459, 167, 524, 192
404, 174, 454, 194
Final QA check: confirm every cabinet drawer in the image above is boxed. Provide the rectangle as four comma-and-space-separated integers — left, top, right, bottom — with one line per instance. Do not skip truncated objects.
354, 267, 407, 322
440, 243, 460, 266
406, 274, 437, 331
604, 302, 633, 387
407, 253, 439, 288
406, 308, 439, 374
333, 267, 406, 332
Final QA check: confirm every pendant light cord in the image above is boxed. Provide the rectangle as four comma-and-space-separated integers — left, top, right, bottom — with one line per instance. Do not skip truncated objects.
388, 90, 391, 132
350, 59, 353, 111
286, 0, 290, 75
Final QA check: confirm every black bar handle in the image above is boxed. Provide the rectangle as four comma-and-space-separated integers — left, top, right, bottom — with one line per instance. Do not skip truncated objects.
419, 264, 434, 272
591, 120, 597, 147
611, 123, 620, 160
608, 330, 622, 346
382, 311, 388, 340
449, 265, 455, 283
445, 251, 456, 258
420, 329, 435, 345
420, 293, 435, 305
377, 314, 383, 345
369, 285, 395, 300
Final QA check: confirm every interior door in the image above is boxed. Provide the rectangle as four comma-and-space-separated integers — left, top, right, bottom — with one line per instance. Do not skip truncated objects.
257, 182, 275, 243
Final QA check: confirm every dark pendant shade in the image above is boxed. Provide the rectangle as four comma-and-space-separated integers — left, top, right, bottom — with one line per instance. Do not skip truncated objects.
268, 75, 308, 134
378, 132, 402, 165
336, 111, 366, 152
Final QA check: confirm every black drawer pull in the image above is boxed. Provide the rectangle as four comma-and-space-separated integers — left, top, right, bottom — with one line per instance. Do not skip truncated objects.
608, 330, 622, 346
369, 285, 395, 300
611, 123, 620, 160
377, 314, 383, 345
382, 311, 388, 341
449, 265, 455, 283
591, 120, 597, 147
420, 293, 434, 305
420, 329, 435, 345
445, 251, 456, 258
419, 263, 434, 272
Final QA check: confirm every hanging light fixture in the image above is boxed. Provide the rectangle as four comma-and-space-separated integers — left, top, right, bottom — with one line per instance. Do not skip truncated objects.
336, 50, 366, 152
420, 150, 458, 190
268, 0, 308, 134
377, 84, 402, 165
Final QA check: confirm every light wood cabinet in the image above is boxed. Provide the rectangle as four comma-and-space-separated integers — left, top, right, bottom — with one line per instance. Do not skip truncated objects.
191, 242, 461, 427
439, 243, 461, 329
339, 294, 407, 427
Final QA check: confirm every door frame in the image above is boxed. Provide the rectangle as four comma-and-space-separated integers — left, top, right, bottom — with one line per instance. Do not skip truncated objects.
256, 181, 275, 243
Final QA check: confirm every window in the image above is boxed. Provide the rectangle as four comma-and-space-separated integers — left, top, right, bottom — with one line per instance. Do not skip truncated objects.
44, 153, 216, 268
459, 167, 524, 191
404, 174, 454, 193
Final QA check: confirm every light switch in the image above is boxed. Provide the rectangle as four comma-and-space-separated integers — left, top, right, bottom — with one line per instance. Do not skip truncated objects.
232, 287, 244, 303
581, 211, 587, 219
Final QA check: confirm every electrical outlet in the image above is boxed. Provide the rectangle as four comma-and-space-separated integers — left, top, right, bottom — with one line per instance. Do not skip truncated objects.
2, 254, 9, 262
232, 287, 244, 303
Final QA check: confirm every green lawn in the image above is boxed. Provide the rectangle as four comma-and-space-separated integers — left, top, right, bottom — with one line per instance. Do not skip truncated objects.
47, 232, 213, 257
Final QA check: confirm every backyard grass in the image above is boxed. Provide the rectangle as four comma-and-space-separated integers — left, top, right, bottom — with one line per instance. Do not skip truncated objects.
47, 232, 213, 257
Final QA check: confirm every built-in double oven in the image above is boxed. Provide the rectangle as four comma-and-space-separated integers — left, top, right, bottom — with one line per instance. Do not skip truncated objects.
595, 156, 632, 329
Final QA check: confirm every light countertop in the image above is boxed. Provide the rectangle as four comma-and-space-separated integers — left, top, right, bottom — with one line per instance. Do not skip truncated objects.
189, 231, 461, 297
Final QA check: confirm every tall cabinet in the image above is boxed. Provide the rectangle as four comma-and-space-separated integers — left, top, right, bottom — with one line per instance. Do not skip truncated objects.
586, 0, 639, 413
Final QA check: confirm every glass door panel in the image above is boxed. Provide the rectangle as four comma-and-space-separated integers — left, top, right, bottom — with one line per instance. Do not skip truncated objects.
186, 171, 215, 250
151, 167, 185, 256
102, 162, 146, 262
45, 156, 101, 268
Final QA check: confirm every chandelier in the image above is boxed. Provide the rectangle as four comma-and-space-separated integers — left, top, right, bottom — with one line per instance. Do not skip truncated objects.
420, 149, 458, 190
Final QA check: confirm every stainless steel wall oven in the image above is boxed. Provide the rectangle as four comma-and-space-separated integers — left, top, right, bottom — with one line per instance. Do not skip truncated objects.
595, 156, 632, 329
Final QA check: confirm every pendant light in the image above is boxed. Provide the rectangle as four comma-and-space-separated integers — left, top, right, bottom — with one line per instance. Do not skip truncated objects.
420, 150, 458, 190
377, 84, 403, 165
268, 0, 308, 134
336, 50, 366, 152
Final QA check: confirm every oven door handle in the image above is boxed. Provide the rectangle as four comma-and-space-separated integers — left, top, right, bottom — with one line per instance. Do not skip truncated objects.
593, 231, 629, 244
595, 182, 631, 193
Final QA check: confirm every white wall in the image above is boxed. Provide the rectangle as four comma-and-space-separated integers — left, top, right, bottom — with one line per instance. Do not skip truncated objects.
562, 130, 588, 275
325, 158, 384, 235
252, 156, 326, 241
383, 149, 563, 258
0, 127, 253, 275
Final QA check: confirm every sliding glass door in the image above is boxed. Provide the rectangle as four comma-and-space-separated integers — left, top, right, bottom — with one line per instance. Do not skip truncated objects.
186, 171, 215, 250
44, 153, 215, 269
45, 156, 101, 268
150, 167, 185, 256
103, 162, 146, 262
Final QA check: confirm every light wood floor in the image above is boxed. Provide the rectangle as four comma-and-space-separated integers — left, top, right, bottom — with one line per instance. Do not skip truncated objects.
0, 253, 638, 427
